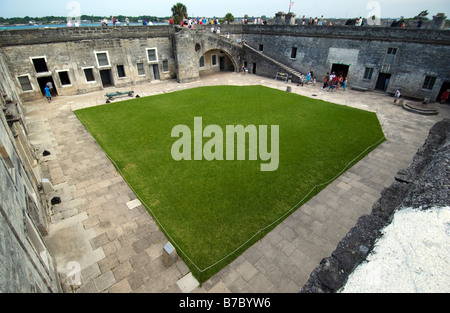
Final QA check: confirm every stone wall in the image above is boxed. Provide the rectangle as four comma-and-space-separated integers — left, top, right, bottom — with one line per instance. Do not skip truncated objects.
234, 25, 450, 101
0, 120, 58, 292
1, 24, 449, 102
0, 51, 60, 293
0, 25, 176, 47
173, 29, 243, 83
0, 27, 177, 101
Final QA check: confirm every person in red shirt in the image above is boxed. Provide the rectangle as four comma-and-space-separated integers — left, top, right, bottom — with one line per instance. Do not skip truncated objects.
441, 89, 449, 104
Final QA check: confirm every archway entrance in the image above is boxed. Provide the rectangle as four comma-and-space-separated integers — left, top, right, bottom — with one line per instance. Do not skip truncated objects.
199, 49, 236, 77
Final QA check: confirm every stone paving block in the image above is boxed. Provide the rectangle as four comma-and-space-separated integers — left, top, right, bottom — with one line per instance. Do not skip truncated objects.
95, 270, 116, 292
248, 272, 273, 293
76, 280, 97, 293
143, 276, 167, 293
208, 280, 231, 293
112, 261, 133, 282
89, 232, 109, 250
236, 260, 258, 282
80, 263, 101, 284
176, 260, 190, 277
134, 225, 153, 240
146, 243, 163, 261
98, 254, 120, 274
132, 235, 153, 254
102, 241, 118, 256
177, 273, 200, 293
107, 279, 132, 293
126, 199, 142, 210
279, 225, 297, 242
115, 244, 137, 264
127, 270, 150, 291
106, 228, 124, 242
129, 251, 151, 270
227, 276, 255, 293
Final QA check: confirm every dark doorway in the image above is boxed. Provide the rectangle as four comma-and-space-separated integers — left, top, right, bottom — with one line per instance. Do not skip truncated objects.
252, 63, 257, 74
331, 63, 350, 77
151, 64, 160, 80
37, 76, 57, 96
219, 54, 235, 72
375, 73, 391, 91
437, 81, 450, 103
100, 69, 113, 87
220, 56, 225, 71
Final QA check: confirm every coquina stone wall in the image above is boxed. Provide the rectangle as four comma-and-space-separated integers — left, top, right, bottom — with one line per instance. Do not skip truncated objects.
0, 23, 449, 101
1, 51, 60, 293
229, 24, 449, 101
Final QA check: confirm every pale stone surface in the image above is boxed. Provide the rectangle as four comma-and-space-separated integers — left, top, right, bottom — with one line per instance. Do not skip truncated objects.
177, 272, 200, 293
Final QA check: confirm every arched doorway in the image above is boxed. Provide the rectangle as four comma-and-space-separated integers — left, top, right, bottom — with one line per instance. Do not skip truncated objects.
198, 49, 236, 77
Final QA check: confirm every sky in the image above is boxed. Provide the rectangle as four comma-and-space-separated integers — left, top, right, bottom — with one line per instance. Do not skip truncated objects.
0, 0, 449, 19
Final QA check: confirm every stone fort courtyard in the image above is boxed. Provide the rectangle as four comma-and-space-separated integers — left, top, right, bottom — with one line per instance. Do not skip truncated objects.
23, 71, 450, 293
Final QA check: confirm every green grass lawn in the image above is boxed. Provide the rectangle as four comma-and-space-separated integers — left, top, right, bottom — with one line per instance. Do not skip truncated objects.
75, 85, 385, 281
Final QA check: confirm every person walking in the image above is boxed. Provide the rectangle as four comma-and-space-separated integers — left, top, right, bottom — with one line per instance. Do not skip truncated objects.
44, 86, 52, 103
46, 81, 54, 96
343, 77, 348, 91
323, 72, 330, 90
394, 88, 401, 105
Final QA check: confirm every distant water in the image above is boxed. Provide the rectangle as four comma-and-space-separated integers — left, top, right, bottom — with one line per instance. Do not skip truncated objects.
1, 22, 167, 30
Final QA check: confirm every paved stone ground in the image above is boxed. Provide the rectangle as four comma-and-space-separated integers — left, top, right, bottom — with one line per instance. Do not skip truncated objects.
24, 72, 450, 293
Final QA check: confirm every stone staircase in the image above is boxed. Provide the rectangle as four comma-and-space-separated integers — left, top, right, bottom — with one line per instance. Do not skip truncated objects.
243, 43, 303, 80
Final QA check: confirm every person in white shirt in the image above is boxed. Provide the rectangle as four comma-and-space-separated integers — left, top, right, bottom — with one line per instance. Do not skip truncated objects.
394, 88, 401, 105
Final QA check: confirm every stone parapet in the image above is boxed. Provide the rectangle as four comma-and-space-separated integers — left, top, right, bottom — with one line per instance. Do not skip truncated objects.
0, 25, 176, 47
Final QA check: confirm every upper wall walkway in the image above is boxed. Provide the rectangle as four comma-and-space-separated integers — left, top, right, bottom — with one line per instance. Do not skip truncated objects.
1, 24, 449, 48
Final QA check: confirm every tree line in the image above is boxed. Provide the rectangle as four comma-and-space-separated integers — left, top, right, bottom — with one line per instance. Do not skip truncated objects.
1, 2, 253, 26
0, 15, 169, 25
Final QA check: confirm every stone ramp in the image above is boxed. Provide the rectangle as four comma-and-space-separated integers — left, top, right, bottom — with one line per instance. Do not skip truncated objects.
244, 43, 303, 80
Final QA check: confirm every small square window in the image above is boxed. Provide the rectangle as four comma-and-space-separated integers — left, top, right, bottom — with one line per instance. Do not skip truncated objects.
58, 71, 71, 86
96, 51, 110, 67
259, 44, 264, 52
422, 76, 436, 90
146, 48, 158, 63
84, 68, 95, 82
18, 75, 33, 91
364, 67, 374, 80
137, 63, 146, 76
117, 65, 126, 78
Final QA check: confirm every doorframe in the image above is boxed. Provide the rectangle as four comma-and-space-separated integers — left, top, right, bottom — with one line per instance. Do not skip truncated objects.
99, 69, 114, 87
375, 73, 391, 91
